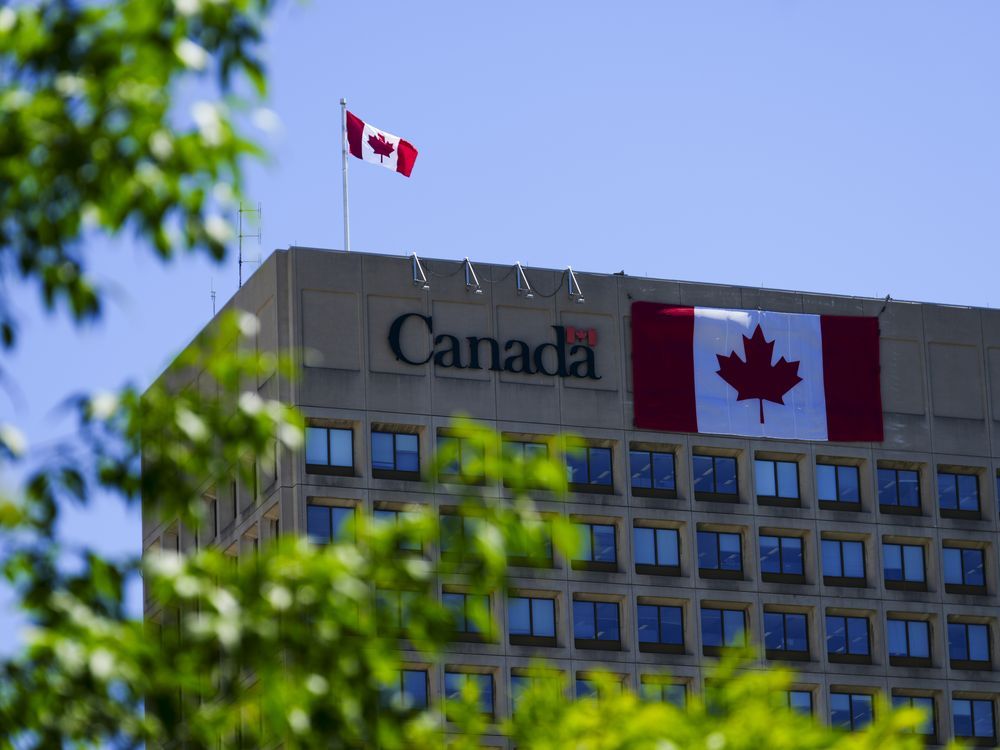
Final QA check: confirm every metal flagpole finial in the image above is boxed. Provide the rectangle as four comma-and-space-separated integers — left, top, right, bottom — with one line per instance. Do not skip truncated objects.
340, 97, 350, 252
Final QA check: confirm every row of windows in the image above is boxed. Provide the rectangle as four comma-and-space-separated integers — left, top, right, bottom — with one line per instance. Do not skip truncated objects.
308, 504, 993, 595
305, 425, 1000, 518
383, 587, 998, 670
383, 668, 997, 741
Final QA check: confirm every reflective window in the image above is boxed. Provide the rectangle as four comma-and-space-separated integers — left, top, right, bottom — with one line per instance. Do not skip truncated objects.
436, 434, 484, 479
375, 589, 417, 632
575, 678, 618, 699
826, 615, 870, 658
634, 527, 680, 570
306, 504, 354, 545
760, 535, 804, 577
510, 672, 560, 713
566, 446, 613, 488
891, 695, 935, 736
444, 671, 493, 716
380, 669, 429, 712
942, 546, 985, 588
882, 542, 925, 583
878, 467, 920, 508
440, 513, 483, 558
887, 618, 930, 660
938, 470, 980, 514
697, 531, 742, 573
573, 600, 620, 646
503, 440, 548, 486
755, 459, 799, 499
693, 454, 738, 498
816, 464, 860, 504
574, 523, 617, 565
630, 449, 676, 493
508, 596, 556, 641
305, 425, 353, 470
371, 431, 420, 475
373, 508, 421, 551
830, 692, 873, 731
442, 591, 489, 637
764, 611, 809, 655
641, 681, 686, 707
637, 604, 684, 647
953, 698, 996, 740
701, 606, 746, 648
821, 539, 865, 581
948, 622, 991, 665
787, 690, 813, 714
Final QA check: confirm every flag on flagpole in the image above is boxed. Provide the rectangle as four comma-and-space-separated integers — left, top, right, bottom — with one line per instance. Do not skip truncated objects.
345, 111, 418, 177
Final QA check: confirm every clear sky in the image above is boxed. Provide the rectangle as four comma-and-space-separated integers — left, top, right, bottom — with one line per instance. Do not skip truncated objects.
3, 1, 1000, 628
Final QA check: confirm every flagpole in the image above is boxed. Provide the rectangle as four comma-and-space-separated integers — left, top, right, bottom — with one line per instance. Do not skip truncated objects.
340, 97, 351, 252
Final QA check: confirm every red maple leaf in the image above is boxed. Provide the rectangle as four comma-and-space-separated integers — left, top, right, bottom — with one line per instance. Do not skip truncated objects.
367, 132, 395, 162
715, 324, 803, 424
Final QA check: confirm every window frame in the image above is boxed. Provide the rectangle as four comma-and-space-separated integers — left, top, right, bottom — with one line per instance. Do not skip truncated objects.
763, 610, 810, 662
759, 533, 806, 584
371, 429, 421, 480
938, 470, 982, 520
566, 444, 614, 494
787, 689, 814, 715
891, 694, 936, 739
816, 462, 862, 511
700, 606, 747, 656
373, 506, 423, 553
692, 453, 739, 502
305, 423, 355, 476
572, 598, 622, 651
629, 447, 678, 499
306, 502, 355, 545
754, 457, 800, 507
571, 521, 618, 572
636, 602, 685, 654
886, 617, 932, 667
821, 538, 867, 587
882, 541, 927, 592
380, 668, 430, 713
502, 438, 549, 489
436, 432, 486, 484
508, 595, 557, 647
948, 621, 992, 671
633, 525, 681, 577
443, 670, 494, 720
942, 545, 987, 594
877, 466, 922, 515
825, 613, 872, 665
696, 529, 744, 580
442, 589, 491, 643
953, 697, 997, 744
640, 678, 687, 707
830, 691, 874, 732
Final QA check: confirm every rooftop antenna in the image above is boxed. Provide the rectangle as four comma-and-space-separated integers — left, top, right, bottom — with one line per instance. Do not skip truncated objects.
411, 253, 429, 290
464, 258, 483, 294
210, 278, 217, 316
515, 262, 534, 299
238, 202, 262, 288
567, 266, 584, 304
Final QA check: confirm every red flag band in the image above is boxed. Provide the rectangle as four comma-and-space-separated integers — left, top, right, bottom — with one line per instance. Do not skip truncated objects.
346, 111, 418, 177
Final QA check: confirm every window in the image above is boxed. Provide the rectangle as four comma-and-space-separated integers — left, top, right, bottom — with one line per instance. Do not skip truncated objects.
787, 690, 813, 714
510, 672, 560, 713
444, 671, 493, 717
637, 603, 684, 653
693, 454, 738, 500
306, 504, 354, 545
305, 425, 353, 474
816, 463, 861, 509
830, 692, 873, 731
755, 459, 799, 503
882, 542, 926, 590
633, 526, 680, 575
641, 680, 686, 707
373, 508, 421, 551
764, 611, 809, 660
371, 430, 420, 479
566, 445, 612, 491
573, 599, 620, 650
891, 695, 935, 737
697, 530, 742, 578
760, 535, 805, 582
938, 470, 981, 517
826, 614, 870, 663
375, 589, 416, 633
576, 678, 599, 699
821, 539, 865, 586
878, 467, 920, 512
701, 606, 746, 654
943, 546, 986, 593
887, 618, 931, 666
436, 433, 484, 481
572, 522, 617, 571
949, 622, 991, 669
953, 698, 996, 743
380, 669, 429, 712
630, 448, 677, 497
509, 596, 556, 646
508, 519, 554, 568
503, 439, 548, 488
442, 591, 490, 641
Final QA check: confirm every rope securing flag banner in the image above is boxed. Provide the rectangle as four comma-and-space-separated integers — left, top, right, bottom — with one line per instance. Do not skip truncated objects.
630, 302, 883, 441
345, 110, 419, 177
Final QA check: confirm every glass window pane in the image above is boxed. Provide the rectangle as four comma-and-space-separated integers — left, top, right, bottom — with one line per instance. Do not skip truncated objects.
760, 536, 780, 574
887, 619, 906, 656
305, 427, 328, 465
883, 544, 902, 581
652, 452, 676, 490
656, 529, 679, 566
589, 447, 612, 486
783, 538, 803, 574
630, 451, 651, 488
306, 505, 331, 544
697, 532, 719, 569
701, 608, 722, 647
909, 621, 929, 658
715, 457, 737, 494
331, 507, 352, 540
596, 602, 619, 640
593, 524, 616, 563
330, 428, 353, 467
954, 699, 973, 737
634, 528, 654, 566
827, 616, 846, 654
566, 451, 587, 483
723, 609, 745, 646
974, 700, 994, 738
969, 624, 990, 661
719, 533, 741, 571
787, 614, 808, 651
693, 455, 714, 494
847, 617, 869, 655
939, 473, 957, 510
902, 545, 925, 582
898, 470, 920, 506
764, 612, 784, 650
822, 540, 842, 577
853, 695, 873, 729
402, 670, 428, 709
789, 690, 812, 714
755, 459, 777, 497
877, 468, 896, 505
524, 442, 547, 460
830, 693, 851, 729
948, 623, 967, 661
777, 461, 799, 498
843, 541, 864, 578
662, 606, 683, 644
395, 434, 419, 472
837, 465, 860, 501
509, 597, 531, 635
532, 599, 555, 637
637, 604, 658, 643
573, 601, 594, 640
958, 474, 979, 511
911, 696, 934, 735
664, 684, 686, 707
577, 524, 593, 562
371, 432, 395, 470
943, 547, 962, 583
817, 464, 837, 501
964, 549, 985, 586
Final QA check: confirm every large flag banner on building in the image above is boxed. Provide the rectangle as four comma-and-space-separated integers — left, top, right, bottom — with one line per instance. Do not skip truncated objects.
346, 111, 419, 177
631, 302, 883, 441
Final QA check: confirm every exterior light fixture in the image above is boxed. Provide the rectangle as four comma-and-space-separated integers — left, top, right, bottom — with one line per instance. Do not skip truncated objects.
464, 258, 483, 294
515, 262, 534, 299
567, 266, 584, 304
411, 253, 429, 290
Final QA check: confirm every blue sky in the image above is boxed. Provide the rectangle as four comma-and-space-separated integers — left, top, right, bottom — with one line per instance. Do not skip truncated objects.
3, 1, 1000, 626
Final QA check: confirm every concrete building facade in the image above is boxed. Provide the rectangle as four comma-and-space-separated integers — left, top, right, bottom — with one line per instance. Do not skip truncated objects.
143, 247, 1000, 746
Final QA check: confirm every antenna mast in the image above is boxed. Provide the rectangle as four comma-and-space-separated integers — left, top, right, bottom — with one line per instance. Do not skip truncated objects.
238, 202, 262, 288
210, 278, 217, 316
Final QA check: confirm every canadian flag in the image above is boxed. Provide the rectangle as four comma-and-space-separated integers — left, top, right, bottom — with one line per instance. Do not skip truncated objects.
346, 111, 418, 177
631, 302, 883, 442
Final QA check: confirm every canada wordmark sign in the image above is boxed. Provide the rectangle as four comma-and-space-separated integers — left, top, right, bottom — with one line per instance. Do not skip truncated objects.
631, 302, 883, 441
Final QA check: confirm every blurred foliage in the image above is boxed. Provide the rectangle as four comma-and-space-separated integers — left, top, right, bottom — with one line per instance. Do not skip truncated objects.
0, 2, 941, 749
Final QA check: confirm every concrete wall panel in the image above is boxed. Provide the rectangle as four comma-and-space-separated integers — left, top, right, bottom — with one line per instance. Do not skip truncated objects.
301, 290, 361, 371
